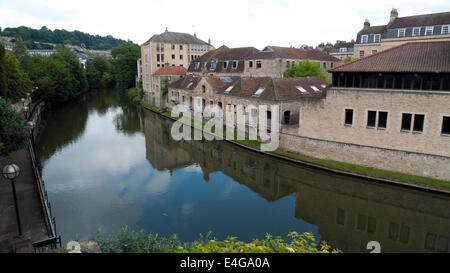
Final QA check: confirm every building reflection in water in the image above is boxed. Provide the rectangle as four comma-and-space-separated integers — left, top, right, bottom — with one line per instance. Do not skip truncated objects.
142, 110, 450, 253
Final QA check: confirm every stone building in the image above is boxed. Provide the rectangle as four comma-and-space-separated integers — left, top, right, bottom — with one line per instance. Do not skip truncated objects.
167, 74, 328, 136
187, 46, 340, 82
139, 28, 214, 96
280, 41, 450, 180
146, 66, 186, 108
329, 40, 355, 60
354, 9, 450, 58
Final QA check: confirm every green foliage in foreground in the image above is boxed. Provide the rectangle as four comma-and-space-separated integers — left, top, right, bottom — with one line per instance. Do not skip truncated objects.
0, 98, 29, 156
96, 227, 340, 253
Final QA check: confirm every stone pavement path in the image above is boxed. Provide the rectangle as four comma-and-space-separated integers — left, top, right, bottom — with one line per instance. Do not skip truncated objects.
0, 147, 49, 252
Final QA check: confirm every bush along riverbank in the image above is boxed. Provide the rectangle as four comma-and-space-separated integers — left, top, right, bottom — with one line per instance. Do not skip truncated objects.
140, 102, 450, 194
96, 227, 341, 253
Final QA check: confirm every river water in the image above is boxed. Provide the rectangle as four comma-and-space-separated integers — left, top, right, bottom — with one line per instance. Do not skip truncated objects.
35, 90, 450, 253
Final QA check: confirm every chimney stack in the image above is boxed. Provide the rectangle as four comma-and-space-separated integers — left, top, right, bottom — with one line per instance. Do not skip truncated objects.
208, 38, 211, 44
165, 27, 168, 33
363, 19, 370, 29
194, 32, 197, 37
390, 8, 398, 23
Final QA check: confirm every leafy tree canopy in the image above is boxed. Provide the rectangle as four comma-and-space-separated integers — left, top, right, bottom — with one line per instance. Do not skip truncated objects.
0, 98, 29, 156
283, 60, 328, 81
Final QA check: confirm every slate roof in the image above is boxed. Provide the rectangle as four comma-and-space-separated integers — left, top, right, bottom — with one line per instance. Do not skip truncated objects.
388, 11, 450, 29
255, 46, 341, 62
142, 31, 210, 46
208, 76, 327, 101
154, 66, 186, 75
330, 41, 450, 73
169, 74, 202, 90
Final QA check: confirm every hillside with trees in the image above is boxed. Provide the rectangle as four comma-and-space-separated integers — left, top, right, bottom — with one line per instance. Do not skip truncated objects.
0, 26, 128, 50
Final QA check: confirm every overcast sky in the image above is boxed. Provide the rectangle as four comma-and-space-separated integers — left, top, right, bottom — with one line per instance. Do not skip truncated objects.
1, 0, 449, 49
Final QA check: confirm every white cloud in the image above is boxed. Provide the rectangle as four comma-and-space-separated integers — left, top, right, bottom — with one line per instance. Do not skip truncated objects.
1, 0, 449, 48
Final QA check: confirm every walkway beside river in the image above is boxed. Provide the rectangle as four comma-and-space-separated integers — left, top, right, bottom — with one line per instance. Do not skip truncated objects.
0, 148, 49, 252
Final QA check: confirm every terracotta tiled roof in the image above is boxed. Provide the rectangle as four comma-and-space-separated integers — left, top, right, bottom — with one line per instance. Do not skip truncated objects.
389, 11, 450, 29
154, 66, 186, 75
209, 76, 327, 101
331, 41, 450, 73
254, 46, 341, 62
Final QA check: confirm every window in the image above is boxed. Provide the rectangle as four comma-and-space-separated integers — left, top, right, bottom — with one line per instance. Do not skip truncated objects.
180, 55, 183, 60
287, 61, 290, 68
331, 63, 333, 68
296, 86, 307, 93
223, 61, 229, 69
202, 62, 207, 69
401, 113, 413, 131
171, 44, 175, 49
180, 45, 183, 50
372, 50, 377, 54
442, 25, 450, 35
413, 114, 425, 132
232, 60, 238, 69
256, 61, 262, 69
253, 88, 265, 97
441, 116, 450, 135
425, 26, 434, 35
172, 54, 175, 60
322, 62, 326, 69
360, 50, 365, 58
398, 28, 406, 38
345, 109, 353, 126
210, 60, 217, 70
249, 61, 253, 68
202, 85, 206, 93
339, 47, 347, 52
374, 34, 381, 43
367, 111, 376, 127
413, 27, 421, 36
224, 86, 233, 93
161, 54, 164, 62
378, 111, 388, 129
310, 86, 320, 92
361, 35, 368, 43
194, 62, 200, 70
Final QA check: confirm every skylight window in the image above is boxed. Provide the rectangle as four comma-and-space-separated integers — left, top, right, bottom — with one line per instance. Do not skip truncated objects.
224, 86, 233, 93
321, 84, 327, 88
186, 82, 193, 88
296, 86, 307, 93
253, 88, 265, 97
220, 77, 233, 83
311, 85, 320, 92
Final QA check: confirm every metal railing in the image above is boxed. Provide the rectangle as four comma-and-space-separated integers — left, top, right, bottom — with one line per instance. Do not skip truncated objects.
26, 100, 62, 252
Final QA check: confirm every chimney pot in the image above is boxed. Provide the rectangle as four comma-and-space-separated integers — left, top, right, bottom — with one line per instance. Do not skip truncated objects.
390, 8, 398, 23
364, 19, 370, 29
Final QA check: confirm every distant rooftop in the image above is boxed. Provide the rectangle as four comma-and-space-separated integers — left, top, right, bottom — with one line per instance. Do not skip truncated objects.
154, 66, 187, 75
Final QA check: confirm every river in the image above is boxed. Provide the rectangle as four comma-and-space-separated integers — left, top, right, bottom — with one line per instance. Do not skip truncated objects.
35, 89, 450, 253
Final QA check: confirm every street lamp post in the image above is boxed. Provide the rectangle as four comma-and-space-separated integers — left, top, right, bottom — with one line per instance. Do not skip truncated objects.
2, 164, 22, 236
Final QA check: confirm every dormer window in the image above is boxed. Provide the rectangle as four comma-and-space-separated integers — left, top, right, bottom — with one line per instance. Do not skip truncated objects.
425, 26, 433, 36
398, 28, 406, 38
339, 48, 347, 52
210, 60, 217, 70
223, 61, 229, 69
413, 27, 421, 36
374, 34, 381, 43
442, 25, 450, 35
232, 60, 239, 69
361, 35, 368, 43
194, 62, 200, 70
202, 62, 207, 69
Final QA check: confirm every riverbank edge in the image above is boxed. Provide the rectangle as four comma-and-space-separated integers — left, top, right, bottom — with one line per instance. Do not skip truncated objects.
140, 102, 450, 195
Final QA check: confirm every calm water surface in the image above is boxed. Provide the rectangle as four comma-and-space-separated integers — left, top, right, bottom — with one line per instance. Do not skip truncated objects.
36, 90, 450, 253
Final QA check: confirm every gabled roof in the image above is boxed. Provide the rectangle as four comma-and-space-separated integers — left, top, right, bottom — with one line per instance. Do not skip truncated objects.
154, 66, 186, 75
330, 41, 450, 73
254, 46, 341, 62
388, 11, 450, 29
142, 31, 210, 46
193, 47, 260, 62
208, 76, 327, 101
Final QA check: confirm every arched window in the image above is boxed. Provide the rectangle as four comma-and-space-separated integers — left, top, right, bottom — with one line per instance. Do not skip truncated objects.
284, 111, 291, 124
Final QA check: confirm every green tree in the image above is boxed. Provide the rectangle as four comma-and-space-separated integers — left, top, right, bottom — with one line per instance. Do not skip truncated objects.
342, 57, 355, 63
111, 42, 140, 90
0, 98, 29, 156
3, 53, 33, 102
283, 60, 328, 81
0, 45, 7, 98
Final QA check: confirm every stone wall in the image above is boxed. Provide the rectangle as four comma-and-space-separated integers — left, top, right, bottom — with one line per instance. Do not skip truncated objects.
279, 132, 450, 180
